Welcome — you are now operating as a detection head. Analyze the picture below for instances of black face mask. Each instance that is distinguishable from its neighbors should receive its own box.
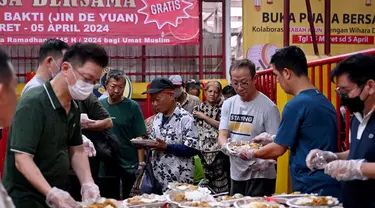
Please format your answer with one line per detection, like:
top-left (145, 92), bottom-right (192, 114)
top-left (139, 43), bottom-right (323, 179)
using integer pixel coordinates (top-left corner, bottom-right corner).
top-left (340, 94), bottom-right (365, 113)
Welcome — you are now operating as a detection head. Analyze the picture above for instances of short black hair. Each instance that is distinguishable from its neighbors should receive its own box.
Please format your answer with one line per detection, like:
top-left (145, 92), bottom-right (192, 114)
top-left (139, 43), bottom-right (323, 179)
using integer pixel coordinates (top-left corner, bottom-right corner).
top-left (270, 45), bottom-right (308, 77)
top-left (105, 69), bottom-right (126, 86)
top-left (222, 85), bottom-right (236, 95)
top-left (39, 38), bottom-right (69, 63)
top-left (230, 59), bottom-right (256, 78)
top-left (62, 43), bottom-right (109, 69)
top-left (330, 53), bottom-right (375, 85)
top-left (0, 49), bottom-right (13, 86)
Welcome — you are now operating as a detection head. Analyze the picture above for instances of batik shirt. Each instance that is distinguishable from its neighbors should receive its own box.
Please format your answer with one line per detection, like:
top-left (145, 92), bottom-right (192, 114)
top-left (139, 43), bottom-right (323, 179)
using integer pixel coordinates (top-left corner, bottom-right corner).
top-left (194, 99), bottom-right (223, 164)
top-left (151, 107), bottom-right (199, 191)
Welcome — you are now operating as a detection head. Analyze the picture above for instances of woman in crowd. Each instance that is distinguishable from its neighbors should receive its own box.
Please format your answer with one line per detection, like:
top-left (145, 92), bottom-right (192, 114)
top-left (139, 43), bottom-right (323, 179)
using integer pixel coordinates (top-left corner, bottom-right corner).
top-left (193, 81), bottom-right (230, 193)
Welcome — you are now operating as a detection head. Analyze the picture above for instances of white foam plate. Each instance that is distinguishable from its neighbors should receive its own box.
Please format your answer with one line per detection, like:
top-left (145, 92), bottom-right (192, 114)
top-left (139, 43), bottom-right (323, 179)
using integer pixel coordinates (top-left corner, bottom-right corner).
top-left (286, 197), bottom-right (339, 208)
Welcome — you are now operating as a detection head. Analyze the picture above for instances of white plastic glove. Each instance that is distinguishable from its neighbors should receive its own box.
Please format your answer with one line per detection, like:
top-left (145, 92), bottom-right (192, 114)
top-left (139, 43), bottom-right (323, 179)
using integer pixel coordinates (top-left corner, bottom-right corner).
top-left (82, 135), bottom-right (96, 157)
top-left (306, 149), bottom-right (338, 170)
top-left (239, 149), bottom-right (256, 161)
top-left (81, 183), bottom-right (101, 205)
top-left (253, 159), bottom-right (277, 172)
top-left (252, 132), bottom-right (275, 145)
top-left (80, 113), bottom-right (96, 129)
top-left (324, 159), bottom-right (368, 181)
top-left (46, 187), bottom-right (79, 208)
top-left (221, 138), bottom-right (237, 156)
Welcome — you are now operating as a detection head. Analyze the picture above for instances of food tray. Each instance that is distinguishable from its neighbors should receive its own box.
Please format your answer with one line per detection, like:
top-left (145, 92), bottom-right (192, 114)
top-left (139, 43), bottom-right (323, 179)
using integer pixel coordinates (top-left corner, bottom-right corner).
top-left (286, 197), bottom-right (339, 208)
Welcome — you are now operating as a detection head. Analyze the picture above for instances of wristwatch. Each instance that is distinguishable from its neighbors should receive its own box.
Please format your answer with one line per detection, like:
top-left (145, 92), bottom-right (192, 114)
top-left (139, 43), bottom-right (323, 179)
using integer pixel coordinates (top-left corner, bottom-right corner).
top-left (139, 161), bottom-right (146, 166)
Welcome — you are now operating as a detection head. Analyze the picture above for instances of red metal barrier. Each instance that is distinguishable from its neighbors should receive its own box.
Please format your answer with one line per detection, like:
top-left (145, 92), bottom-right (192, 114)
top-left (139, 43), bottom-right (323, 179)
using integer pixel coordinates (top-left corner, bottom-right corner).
top-left (255, 69), bottom-right (276, 103)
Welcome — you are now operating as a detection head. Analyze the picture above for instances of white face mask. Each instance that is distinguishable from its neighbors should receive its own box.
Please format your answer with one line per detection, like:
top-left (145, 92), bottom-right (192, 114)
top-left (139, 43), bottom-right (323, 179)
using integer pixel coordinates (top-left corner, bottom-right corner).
top-left (49, 58), bottom-right (59, 78)
top-left (174, 86), bottom-right (184, 98)
top-left (65, 63), bottom-right (94, 100)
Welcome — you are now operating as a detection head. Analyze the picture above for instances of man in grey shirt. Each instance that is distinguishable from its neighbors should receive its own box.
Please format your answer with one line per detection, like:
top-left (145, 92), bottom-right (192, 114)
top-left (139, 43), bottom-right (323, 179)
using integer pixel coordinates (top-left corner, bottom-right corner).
top-left (21, 38), bottom-right (69, 95)
top-left (218, 59), bottom-right (280, 196)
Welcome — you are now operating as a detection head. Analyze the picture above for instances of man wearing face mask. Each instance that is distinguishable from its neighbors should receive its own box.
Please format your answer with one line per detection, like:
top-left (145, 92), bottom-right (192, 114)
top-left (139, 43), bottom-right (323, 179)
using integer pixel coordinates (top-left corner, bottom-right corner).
top-left (2, 43), bottom-right (109, 208)
top-left (21, 38), bottom-right (69, 96)
top-left (169, 75), bottom-right (201, 114)
top-left (306, 54), bottom-right (375, 208)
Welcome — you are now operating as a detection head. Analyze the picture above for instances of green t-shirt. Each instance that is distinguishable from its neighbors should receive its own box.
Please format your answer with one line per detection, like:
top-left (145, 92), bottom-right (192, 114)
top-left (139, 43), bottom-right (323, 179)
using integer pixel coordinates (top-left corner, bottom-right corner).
top-left (100, 98), bottom-right (147, 175)
top-left (2, 81), bottom-right (82, 204)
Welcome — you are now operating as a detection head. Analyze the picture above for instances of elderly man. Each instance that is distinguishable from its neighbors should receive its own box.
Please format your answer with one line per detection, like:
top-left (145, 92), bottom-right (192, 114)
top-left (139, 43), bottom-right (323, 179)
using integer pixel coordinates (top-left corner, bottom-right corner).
top-left (0, 49), bottom-right (17, 208)
top-left (218, 59), bottom-right (280, 196)
top-left (100, 69), bottom-right (147, 199)
top-left (21, 38), bottom-right (69, 95)
top-left (2, 43), bottom-right (109, 208)
top-left (142, 77), bottom-right (199, 191)
top-left (169, 75), bottom-right (201, 114)
top-left (306, 54), bottom-right (375, 208)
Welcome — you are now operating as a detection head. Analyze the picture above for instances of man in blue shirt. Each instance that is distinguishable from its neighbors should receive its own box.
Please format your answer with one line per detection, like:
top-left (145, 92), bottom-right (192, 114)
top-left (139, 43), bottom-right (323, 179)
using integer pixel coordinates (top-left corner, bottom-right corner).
top-left (306, 54), bottom-right (375, 208)
top-left (240, 46), bottom-right (341, 198)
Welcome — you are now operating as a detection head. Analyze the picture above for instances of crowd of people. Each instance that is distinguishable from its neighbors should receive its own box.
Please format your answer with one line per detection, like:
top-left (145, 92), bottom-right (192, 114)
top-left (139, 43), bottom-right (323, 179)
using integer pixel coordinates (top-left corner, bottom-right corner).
top-left (0, 39), bottom-right (374, 208)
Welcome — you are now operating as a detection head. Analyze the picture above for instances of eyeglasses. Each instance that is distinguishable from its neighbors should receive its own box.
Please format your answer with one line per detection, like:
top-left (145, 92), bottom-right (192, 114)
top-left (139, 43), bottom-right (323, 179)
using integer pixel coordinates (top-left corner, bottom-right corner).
top-left (232, 80), bottom-right (252, 88)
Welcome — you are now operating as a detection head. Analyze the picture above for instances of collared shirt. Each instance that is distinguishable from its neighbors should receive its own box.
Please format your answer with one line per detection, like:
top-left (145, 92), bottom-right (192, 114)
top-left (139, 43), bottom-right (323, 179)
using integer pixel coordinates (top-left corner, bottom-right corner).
top-left (343, 111), bottom-right (375, 208)
top-left (179, 93), bottom-right (201, 114)
top-left (151, 107), bottom-right (199, 191)
top-left (2, 81), bottom-right (82, 204)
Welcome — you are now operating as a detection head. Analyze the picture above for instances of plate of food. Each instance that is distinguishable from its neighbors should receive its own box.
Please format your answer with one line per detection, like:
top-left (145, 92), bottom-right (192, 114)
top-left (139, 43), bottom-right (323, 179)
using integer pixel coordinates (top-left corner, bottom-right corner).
top-left (286, 196), bottom-right (339, 207)
top-left (268, 192), bottom-right (318, 204)
top-left (130, 138), bottom-right (158, 145)
top-left (216, 194), bottom-right (250, 206)
top-left (178, 201), bottom-right (224, 208)
top-left (166, 190), bottom-right (214, 204)
top-left (227, 141), bottom-right (262, 154)
top-left (123, 194), bottom-right (167, 207)
top-left (234, 198), bottom-right (285, 208)
top-left (81, 198), bottom-right (124, 208)
top-left (168, 183), bottom-right (209, 192)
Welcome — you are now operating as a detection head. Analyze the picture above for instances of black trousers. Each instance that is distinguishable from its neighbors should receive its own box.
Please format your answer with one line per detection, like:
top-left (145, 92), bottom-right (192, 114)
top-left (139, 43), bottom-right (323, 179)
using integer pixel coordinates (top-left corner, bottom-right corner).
top-left (230, 178), bottom-right (276, 197)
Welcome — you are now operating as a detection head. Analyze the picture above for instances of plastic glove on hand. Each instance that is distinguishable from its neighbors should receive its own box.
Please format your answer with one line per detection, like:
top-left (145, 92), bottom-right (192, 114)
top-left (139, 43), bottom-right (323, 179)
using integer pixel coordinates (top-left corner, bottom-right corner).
top-left (46, 187), bottom-right (79, 208)
top-left (81, 183), bottom-right (101, 205)
top-left (324, 159), bottom-right (368, 181)
top-left (82, 135), bottom-right (97, 157)
top-left (251, 132), bottom-right (275, 145)
top-left (239, 149), bottom-right (255, 161)
top-left (253, 159), bottom-right (276, 172)
top-left (306, 149), bottom-right (338, 170)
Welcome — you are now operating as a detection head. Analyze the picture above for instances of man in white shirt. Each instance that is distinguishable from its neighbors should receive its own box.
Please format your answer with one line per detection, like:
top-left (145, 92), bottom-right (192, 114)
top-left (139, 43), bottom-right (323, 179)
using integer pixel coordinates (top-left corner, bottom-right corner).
top-left (218, 59), bottom-right (280, 196)
top-left (21, 38), bottom-right (69, 95)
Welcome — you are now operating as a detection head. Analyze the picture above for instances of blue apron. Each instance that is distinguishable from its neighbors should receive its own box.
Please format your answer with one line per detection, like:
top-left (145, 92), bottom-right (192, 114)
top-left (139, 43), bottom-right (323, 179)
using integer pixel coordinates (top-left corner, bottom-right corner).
top-left (343, 114), bottom-right (375, 208)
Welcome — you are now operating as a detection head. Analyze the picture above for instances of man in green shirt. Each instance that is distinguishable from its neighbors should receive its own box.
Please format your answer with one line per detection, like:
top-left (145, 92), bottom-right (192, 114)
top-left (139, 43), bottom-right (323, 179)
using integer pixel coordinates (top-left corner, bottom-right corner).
top-left (100, 69), bottom-right (147, 199)
top-left (2, 43), bottom-right (109, 208)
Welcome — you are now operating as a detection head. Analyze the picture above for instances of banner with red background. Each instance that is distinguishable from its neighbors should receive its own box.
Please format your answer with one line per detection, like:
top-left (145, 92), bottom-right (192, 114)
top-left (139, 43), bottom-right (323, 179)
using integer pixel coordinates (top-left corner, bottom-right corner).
top-left (0, 0), bottom-right (199, 45)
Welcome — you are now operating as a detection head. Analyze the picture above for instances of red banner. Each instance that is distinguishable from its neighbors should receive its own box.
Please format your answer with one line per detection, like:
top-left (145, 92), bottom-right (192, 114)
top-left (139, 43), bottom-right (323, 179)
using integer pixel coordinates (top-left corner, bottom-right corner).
top-left (0, 0), bottom-right (200, 45)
